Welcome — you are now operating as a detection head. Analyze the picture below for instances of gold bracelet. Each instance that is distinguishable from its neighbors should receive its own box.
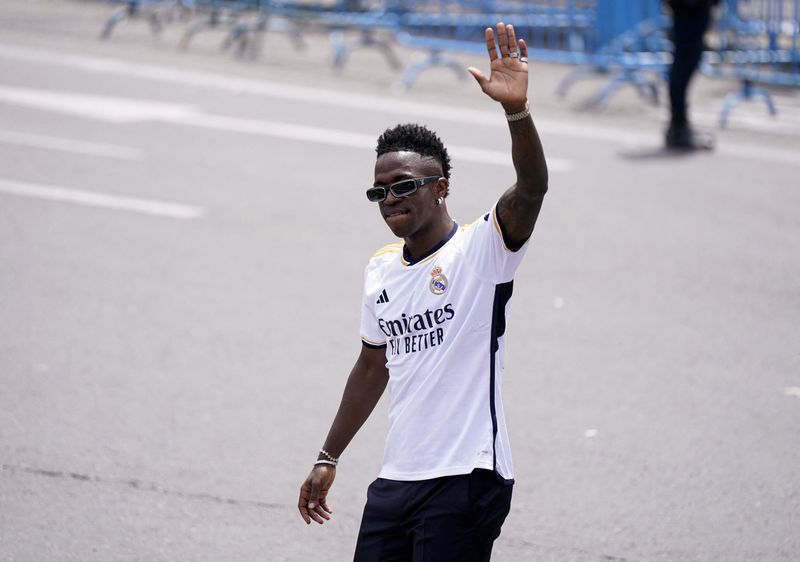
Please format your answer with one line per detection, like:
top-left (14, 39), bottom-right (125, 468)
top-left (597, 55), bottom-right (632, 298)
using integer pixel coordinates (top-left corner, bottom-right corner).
top-left (505, 102), bottom-right (530, 122)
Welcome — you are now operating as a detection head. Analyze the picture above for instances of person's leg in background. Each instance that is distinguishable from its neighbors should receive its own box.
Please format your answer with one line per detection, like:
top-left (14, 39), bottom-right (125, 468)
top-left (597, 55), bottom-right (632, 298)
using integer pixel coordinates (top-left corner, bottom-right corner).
top-left (667, 0), bottom-right (715, 149)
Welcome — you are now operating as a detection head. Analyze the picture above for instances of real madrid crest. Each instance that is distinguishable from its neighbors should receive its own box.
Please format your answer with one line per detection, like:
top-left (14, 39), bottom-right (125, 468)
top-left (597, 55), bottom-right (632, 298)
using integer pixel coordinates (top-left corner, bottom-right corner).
top-left (429, 266), bottom-right (448, 295)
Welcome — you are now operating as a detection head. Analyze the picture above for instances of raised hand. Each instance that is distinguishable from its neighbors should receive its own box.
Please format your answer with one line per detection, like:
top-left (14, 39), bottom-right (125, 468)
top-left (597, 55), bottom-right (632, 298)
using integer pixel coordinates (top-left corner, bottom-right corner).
top-left (467, 23), bottom-right (529, 112)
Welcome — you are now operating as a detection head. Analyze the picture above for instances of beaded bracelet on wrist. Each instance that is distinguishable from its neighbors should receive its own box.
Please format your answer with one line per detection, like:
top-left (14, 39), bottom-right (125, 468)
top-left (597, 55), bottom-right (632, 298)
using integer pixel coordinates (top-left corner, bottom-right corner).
top-left (319, 448), bottom-right (339, 463)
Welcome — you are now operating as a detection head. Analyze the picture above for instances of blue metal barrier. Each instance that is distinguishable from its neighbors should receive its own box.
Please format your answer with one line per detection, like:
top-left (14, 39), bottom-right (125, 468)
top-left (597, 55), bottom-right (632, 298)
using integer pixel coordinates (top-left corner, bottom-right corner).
top-left (319, 0), bottom-right (403, 70)
top-left (99, 0), bottom-right (799, 126)
top-left (100, 0), bottom-right (188, 39)
top-left (389, 0), bottom-right (669, 100)
top-left (182, 0), bottom-right (399, 61)
top-left (556, 0), bottom-right (669, 105)
top-left (178, 0), bottom-right (266, 54)
top-left (705, 0), bottom-right (800, 126)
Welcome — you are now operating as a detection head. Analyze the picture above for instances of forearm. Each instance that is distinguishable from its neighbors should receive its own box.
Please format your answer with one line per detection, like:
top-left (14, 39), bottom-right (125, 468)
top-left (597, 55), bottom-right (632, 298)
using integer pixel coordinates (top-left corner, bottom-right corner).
top-left (317, 349), bottom-right (388, 460)
top-left (503, 101), bottom-right (549, 199)
top-left (496, 102), bottom-right (548, 249)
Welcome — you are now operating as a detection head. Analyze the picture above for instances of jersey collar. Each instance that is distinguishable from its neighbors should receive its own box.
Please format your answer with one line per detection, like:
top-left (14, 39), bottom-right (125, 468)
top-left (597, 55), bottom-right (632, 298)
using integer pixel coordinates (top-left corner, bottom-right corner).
top-left (401, 221), bottom-right (458, 266)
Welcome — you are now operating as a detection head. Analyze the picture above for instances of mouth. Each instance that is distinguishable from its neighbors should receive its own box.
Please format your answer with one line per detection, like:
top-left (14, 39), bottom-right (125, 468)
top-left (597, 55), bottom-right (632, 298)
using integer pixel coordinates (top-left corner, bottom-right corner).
top-left (383, 209), bottom-right (409, 220)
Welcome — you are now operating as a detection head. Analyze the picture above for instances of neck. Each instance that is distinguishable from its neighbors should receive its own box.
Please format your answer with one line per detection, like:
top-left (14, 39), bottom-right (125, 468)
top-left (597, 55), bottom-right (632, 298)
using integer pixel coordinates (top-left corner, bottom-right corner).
top-left (404, 212), bottom-right (454, 261)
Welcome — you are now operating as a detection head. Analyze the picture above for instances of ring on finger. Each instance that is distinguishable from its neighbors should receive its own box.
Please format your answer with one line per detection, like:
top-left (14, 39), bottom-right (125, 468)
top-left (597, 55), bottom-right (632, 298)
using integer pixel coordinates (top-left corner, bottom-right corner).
top-left (520, 56), bottom-right (528, 63)
top-left (509, 51), bottom-right (519, 58)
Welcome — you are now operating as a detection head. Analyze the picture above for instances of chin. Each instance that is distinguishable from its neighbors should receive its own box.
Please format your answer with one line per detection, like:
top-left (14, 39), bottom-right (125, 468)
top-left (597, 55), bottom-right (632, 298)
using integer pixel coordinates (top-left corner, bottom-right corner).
top-left (385, 222), bottom-right (411, 239)
top-left (383, 213), bottom-right (414, 239)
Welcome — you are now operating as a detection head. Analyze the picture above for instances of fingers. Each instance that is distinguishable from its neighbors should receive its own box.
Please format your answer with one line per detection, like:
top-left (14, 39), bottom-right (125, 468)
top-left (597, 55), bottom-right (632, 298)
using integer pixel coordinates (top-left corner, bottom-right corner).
top-left (299, 489), bottom-right (331, 524)
top-left (309, 502), bottom-right (332, 524)
top-left (298, 476), bottom-right (334, 525)
top-left (519, 38), bottom-right (528, 60)
top-left (467, 67), bottom-right (489, 91)
top-left (308, 479), bottom-right (320, 511)
top-left (507, 24), bottom-right (518, 56)
top-left (483, 27), bottom-right (498, 62)
top-left (496, 22), bottom-right (509, 58)
top-left (484, 23), bottom-right (529, 66)
top-left (493, 23), bottom-right (527, 65)
top-left (312, 485), bottom-right (334, 515)
top-left (301, 503), bottom-right (330, 525)
top-left (310, 480), bottom-right (333, 524)
top-left (318, 496), bottom-right (333, 514)
top-left (298, 483), bottom-right (312, 524)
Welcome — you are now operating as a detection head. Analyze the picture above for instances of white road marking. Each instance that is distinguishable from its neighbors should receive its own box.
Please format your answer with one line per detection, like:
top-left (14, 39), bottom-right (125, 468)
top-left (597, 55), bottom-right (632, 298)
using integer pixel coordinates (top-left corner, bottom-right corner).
top-left (0, 44), bottom-right (496, 120)
top-left (695, 104), bottom-right (800, 129)
top-left (0, 85), bottom-right (198, 123)
top-left (718, 143), bottom-right (800, 167)
top-left (0, 44), bottom-right (636, 140)
top-left (0, 129), bottom-right (143, 160)
top-left (179, 113), bottom-right (572, 170)
top-left (178, 112), bottom-right (377, 148)
top-left (0, 44), bottom-right (796, 167)
top-left (0, 85), bottom-right (572, 171)
top-left (0, 178), bottom-right (205, 219)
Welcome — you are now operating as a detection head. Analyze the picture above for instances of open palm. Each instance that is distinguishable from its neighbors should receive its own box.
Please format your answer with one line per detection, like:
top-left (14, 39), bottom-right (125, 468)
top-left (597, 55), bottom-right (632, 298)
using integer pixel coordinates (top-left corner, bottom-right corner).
top-left (468, 23), bottom-right (529, 110)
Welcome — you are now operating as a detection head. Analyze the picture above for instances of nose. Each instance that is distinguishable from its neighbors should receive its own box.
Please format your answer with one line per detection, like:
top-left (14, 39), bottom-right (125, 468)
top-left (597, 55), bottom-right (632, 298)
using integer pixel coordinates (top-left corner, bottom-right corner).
top-left (383, 191), bottom-right (401, 205)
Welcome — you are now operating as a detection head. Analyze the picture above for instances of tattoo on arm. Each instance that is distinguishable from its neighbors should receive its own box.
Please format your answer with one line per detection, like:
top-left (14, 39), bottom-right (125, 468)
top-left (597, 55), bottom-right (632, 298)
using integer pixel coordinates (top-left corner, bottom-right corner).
top-left (496, 116), bottom-right (549, 251)
top-left (497, 186), bottom-right (544, 251)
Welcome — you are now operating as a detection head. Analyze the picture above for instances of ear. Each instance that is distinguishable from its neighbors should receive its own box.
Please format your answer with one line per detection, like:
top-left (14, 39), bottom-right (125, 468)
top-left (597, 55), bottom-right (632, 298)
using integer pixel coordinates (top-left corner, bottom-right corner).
top-left (435, 178), bottom-right (449, 199)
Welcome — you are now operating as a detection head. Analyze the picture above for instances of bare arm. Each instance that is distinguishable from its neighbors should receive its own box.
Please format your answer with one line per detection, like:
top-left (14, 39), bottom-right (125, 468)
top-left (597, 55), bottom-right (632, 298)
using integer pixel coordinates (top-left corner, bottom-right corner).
top-left (468, 23), bottom-right (549, 251)
top-left (298, 344), bottom-right (389, 525)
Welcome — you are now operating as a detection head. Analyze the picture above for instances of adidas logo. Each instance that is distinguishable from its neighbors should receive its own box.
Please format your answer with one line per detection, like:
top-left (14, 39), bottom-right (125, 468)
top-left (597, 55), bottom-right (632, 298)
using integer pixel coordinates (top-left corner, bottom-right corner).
top-left (376, 289), bottom-right (390, 304)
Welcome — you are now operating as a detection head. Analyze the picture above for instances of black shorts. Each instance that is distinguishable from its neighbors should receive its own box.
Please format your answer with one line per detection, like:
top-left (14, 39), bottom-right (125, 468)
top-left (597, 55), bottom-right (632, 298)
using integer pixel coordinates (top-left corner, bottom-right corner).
top-left (353, 469), bottom-right (513, 562)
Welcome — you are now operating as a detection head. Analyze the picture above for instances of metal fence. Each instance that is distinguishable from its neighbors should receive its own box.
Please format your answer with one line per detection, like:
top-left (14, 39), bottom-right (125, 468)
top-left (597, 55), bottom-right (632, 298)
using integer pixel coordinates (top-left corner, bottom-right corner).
top-left (389, 0), bottom-right (669, 98)
top-left (100, 0), bottom-right (800, 125)
top-left (704, 0), bottom-right (800, 125)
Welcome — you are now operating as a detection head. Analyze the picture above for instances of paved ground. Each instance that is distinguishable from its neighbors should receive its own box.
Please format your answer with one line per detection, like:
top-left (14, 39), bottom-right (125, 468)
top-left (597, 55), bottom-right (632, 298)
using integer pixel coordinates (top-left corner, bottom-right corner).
top-left (0, 1), bottom-right (799, 560)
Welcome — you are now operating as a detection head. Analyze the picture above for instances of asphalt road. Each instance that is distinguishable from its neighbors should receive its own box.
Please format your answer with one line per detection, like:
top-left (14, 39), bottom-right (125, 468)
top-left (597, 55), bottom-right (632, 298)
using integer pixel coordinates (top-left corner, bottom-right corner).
top-left (1, 1), bottom-right (799, 560)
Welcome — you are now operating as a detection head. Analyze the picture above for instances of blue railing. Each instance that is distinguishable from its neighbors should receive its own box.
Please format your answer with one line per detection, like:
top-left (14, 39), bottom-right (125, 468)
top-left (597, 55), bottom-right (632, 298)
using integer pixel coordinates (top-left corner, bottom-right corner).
top-left (100, 0), bottom-right (800, 124)
top-left (704, 0), bottom-right (800, 126)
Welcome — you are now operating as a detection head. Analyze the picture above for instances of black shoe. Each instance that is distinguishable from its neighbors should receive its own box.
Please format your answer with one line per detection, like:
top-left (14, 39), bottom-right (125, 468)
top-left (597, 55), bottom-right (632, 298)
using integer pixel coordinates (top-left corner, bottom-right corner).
top-left (665, 123), bottom-right (715, 151)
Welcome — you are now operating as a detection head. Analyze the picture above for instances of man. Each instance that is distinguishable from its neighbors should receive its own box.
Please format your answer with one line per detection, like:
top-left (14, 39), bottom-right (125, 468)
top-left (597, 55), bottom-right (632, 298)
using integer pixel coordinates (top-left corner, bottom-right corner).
top-left (665, 0), bottom-right (719, 150)
top-left (298, 22), bottom-right (548, 560)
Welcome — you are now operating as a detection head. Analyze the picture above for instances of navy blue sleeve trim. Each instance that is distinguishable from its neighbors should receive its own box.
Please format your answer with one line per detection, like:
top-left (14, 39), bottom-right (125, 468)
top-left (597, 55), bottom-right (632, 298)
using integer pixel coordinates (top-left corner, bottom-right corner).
top-left (361, 340), bottom-right (387, 349)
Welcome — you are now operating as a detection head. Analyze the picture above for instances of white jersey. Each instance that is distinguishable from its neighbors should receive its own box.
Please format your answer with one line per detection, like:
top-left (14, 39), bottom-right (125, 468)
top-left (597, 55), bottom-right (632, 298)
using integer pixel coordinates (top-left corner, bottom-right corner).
top-left (360, 202), bottom-right (528, 483)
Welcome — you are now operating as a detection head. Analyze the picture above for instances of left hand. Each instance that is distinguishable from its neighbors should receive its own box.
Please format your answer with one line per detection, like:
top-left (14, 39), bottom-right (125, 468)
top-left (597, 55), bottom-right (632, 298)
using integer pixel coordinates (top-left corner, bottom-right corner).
top-left (298, 465), bottom-right (335, 525)
top-left (467, 23), bottom-right (529, 113)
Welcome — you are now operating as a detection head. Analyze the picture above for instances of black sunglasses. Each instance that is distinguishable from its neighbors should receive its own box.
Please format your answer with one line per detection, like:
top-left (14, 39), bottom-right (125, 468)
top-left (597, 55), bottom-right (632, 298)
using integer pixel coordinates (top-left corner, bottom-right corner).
top-left (366, 176), bottom-right (442, 203)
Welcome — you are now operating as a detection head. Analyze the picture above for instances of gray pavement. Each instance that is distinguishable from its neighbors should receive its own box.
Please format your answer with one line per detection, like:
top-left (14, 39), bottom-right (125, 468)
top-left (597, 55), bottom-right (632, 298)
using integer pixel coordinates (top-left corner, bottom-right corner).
top-left (0, 1), bottom-right (799, 560)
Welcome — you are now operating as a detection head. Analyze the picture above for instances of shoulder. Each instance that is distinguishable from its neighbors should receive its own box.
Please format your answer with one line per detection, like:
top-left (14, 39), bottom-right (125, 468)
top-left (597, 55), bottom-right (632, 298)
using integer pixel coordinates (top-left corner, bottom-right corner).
top-left (363, 242), bottom-right (401, 291)
top-left (365, 242), bottom-right (403, 271)
top-left (455, 209), bottom-right (494, 240)
top-left (369, 242), bottom-right (403, 261)
top-left (458, 216), bottom-right (482, 232)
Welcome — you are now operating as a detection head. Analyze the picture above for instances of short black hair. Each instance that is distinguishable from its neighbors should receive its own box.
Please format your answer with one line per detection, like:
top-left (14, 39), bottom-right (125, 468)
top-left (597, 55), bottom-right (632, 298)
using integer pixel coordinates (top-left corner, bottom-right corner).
top-left (376, 123), bottom-right (452, 181)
